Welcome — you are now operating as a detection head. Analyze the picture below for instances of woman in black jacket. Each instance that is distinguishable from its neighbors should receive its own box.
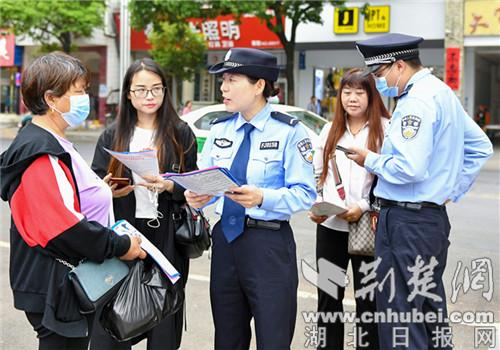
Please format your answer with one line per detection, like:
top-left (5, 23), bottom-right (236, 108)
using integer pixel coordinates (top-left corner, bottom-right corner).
top-left (90, 58), bottom-right (197, 350)
top-left (0, 52), bottom-right (145, 350)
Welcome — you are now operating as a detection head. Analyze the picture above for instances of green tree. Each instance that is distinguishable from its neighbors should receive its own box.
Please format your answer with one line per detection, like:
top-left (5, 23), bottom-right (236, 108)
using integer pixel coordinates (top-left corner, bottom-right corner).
top-left (0, 0), bottom-right (105, 53)
top-left (148, 22), bottom-right (207, 105)
top-left (130, 0), bottom-right (358, 105)
top-left (240, 1), bottom-right (347, 105)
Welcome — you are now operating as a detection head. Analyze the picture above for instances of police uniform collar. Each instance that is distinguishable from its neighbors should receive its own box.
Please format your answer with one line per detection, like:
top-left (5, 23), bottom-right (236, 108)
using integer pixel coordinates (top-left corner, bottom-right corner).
top-left (234, 103), bottom-right (272, 132)
top-left (400, 68), bottom-right (430, 98)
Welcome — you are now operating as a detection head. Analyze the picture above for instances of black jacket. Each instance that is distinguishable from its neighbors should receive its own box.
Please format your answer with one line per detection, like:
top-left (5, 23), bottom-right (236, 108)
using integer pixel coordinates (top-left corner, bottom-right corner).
top-left (91, 121), bottom-right (197, 348)
top-left (91, 121), bottom-right (198, 226)
top-left (0, 123), bottom-right (131, 337)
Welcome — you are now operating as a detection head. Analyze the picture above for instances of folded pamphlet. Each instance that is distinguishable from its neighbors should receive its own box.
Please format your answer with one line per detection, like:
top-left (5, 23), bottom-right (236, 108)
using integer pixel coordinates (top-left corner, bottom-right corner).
top-left (163, 166), bottom-right (240, 196)
top-left (111, 220), bottom-right (180, 284)
top-left (104, 148), bottom-right (159, 178)
top-left (311, 201), bottom-right (347, 217)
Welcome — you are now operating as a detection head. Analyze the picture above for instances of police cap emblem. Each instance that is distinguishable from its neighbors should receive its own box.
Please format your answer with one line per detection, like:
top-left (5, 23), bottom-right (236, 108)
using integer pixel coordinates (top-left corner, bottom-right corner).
top-left (401, 115), bottom-right (421, 140)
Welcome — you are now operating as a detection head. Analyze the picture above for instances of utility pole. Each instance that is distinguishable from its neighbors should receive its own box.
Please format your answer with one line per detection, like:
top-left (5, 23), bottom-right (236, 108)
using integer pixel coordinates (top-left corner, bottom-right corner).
top-left (119, 0), bottom-right (131, 96)
top-left (444, 0), bottom-right (465, 102)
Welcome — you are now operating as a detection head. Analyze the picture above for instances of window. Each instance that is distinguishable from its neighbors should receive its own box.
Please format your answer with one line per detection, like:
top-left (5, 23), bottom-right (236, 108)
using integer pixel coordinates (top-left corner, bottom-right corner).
top-left (194, 111), bottom-right (232, 130)
top-left (287, 111), bottom-right (327, 135)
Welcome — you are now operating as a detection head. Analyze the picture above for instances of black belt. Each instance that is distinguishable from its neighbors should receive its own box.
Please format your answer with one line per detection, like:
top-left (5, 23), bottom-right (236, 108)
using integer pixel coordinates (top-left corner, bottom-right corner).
top-left (377, 198), bottom-right (444, 211)
top-left (245, 217), bottom-right (285, 231)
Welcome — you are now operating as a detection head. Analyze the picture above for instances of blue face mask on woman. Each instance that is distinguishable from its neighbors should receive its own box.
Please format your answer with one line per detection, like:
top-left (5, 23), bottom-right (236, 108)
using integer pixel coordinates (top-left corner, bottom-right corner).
top-left (51, 94), bottom-right (90, 127)
top-left (375, 64), bottom-right (401, 98)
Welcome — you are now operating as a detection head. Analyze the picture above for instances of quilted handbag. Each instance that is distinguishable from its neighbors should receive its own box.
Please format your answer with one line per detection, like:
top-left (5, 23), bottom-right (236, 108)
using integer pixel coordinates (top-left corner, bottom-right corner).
top-left (347, 175), bottom-right (379, 256)
top-left (58, 257), bottom-right (130, 314)
top-left (348, 211), bottom-right (375, 256)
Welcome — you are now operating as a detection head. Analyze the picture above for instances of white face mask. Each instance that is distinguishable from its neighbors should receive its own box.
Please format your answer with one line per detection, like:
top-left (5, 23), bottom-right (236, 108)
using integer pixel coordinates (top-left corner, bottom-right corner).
top-left (51, 94), bottom-right (90, 127)
top-left (374, 64), bottom-right (402, 98)
top-left (146, 187), bottom-right (164, 228)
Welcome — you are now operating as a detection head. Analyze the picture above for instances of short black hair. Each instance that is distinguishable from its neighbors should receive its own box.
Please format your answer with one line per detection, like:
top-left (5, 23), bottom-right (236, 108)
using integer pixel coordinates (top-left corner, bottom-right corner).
top-left (405, 57), bottom-right (423, 69)
top-left (21, 52), bottom-right (88, 115)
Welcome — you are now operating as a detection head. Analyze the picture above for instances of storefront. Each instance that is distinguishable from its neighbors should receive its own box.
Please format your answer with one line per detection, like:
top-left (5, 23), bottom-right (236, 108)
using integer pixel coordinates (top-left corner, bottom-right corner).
top-left (293, 1), bottom-right (446, 118)
top-left (0, 30), bottom-right (23, 115)
top-left (462, 0), bottom-right (500, 125)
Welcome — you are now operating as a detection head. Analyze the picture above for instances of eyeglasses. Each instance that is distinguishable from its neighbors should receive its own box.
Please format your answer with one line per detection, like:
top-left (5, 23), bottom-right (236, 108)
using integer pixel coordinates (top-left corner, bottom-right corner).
top-left (130, 86), bottom-right (166, 98)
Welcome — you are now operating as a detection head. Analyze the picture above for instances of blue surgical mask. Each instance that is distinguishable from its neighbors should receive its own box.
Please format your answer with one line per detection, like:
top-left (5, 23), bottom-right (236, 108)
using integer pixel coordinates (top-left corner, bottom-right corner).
top-left (375, 64), bottom-right (401, 98)
top-left (52, 94), bottom-right (90, 127)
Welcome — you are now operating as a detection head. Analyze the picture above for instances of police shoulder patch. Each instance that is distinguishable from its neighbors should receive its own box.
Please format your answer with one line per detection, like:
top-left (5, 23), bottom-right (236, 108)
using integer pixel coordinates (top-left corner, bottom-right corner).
top-left (297, 138), bottom-right (313, 164)
top-left (401, 115), bottom-right (421, 140)
top-left (210, 112), bottom-right (238, 125)
top-left (271, 111), bottom-right (299, 126)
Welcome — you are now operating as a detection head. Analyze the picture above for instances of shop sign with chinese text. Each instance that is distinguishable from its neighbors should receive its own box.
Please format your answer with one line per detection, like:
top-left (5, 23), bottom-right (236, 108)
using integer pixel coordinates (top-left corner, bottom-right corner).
top-left (189, 14), bottom-right (283, 50)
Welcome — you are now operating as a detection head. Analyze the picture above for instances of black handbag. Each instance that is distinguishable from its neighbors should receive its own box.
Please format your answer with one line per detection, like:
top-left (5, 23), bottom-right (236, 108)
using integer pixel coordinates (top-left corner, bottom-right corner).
top-left (100, 260), bottom-right (184, 341)
top-left (173, 204), bottom-right (211, 259)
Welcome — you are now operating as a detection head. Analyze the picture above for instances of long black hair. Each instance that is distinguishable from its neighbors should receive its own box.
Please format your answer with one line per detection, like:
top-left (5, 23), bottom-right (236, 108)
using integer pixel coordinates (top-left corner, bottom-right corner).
top-left (108, 58), bottom-right (186, 176)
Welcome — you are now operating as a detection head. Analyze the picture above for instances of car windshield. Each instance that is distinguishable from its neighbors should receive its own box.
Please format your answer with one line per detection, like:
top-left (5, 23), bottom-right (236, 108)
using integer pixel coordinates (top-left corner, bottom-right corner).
top-left (286, 111), bottom-right (327, 135)
top-left (194, 111), bottom-right (232, 130)
top-left (193, 108), bottom-right (327, 136)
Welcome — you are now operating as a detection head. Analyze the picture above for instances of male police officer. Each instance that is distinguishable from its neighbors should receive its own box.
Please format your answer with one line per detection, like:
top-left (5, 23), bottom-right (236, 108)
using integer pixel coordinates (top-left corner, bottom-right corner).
top-left (347, 33), bottom-right (493, 349)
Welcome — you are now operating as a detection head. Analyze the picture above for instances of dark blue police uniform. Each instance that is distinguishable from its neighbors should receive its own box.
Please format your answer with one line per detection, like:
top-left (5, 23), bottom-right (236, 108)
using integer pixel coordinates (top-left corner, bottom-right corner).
top-left (356, 33), bottom-right (493, 349)
top-left (201, 48), bottom-right (316, 349)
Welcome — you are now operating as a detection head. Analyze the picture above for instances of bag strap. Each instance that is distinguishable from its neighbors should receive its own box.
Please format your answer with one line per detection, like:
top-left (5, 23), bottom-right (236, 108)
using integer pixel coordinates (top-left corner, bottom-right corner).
top-left (330, 153), bottom-right (346, 201)
top-left (369, 175), bottom-right (378, 205)
top-left (56, 258), bottom-right (75, 270)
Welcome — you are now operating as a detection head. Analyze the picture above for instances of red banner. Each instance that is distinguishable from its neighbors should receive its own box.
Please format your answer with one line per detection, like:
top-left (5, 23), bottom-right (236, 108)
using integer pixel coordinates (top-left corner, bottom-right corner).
top-left (188, 14), bottom-right (283, 50)
top-left (445, 47), bottom-right (460, 91)
top-left (0, 30), bottom-right (15, 67)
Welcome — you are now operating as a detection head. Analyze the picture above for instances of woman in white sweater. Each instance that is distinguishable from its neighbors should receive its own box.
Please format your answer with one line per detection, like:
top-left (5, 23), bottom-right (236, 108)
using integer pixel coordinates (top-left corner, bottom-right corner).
top-left (309, 68), bottom-right (390, 349)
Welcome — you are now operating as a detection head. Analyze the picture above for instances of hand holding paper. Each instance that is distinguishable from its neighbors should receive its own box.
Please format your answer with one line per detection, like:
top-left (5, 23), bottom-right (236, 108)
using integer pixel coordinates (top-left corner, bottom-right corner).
top-left (163, 166), bottom-right (239, 196)
top-left (112, 220), bottom-right (180, 284)
top-left (310, 201), bottom-right (347, 217)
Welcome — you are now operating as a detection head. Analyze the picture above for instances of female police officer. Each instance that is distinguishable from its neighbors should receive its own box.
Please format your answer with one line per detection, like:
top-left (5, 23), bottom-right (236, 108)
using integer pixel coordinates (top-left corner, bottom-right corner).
top-left (185, 48), bottom-right (316, 349)
top-left (348, 33), bottom-right (493, 349)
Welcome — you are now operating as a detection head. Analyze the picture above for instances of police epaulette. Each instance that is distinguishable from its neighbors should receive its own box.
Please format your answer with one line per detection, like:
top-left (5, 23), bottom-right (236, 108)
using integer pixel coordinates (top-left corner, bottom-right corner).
top-left (270, 111), bottom-right (299, 126)
top-left (399, 83), bottom-right (414, 99)
top-left (210, 112), bottom-right (238, 125)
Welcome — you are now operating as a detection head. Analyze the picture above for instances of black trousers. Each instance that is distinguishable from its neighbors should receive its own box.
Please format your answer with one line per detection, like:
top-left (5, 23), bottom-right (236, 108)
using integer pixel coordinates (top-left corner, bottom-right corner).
top-left (375, 206), bottom-right (451, 350)
top-left (210, 220), bottom-right (298, 350)
top-left (316, 225), bottom-right (379, 350)
top-left (90, 218), bottom-right (184, 350)
top-left (26, 312), bottom-right (94, 350)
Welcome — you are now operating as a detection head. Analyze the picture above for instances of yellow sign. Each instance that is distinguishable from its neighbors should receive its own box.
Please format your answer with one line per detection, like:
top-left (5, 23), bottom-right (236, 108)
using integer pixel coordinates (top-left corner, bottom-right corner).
top-left (464, 0), bottom-right (500, 36)
top-left (334, 7), bottom-right (359, 34)
top-left (364, 6), bottom-right (390, 33)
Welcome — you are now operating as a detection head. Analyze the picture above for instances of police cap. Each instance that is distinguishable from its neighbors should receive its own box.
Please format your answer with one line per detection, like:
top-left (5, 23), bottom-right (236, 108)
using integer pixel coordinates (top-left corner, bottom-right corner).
top-left (208, 48), bottom-right (280, 82)
top-left (356, 33), bottom-right (424, 73)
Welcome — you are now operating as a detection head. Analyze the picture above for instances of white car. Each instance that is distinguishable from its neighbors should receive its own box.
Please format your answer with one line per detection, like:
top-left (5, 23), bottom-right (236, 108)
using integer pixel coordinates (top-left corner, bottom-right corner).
top-left (181, 104), bottom-right (328, 152)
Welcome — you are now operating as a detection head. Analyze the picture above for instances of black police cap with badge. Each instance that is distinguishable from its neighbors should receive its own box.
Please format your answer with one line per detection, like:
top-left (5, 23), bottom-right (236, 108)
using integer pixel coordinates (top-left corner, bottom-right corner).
top-left (356, 33), bottom-right (424, 74)
top-left (208, 48), bottom-right (280, 82)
